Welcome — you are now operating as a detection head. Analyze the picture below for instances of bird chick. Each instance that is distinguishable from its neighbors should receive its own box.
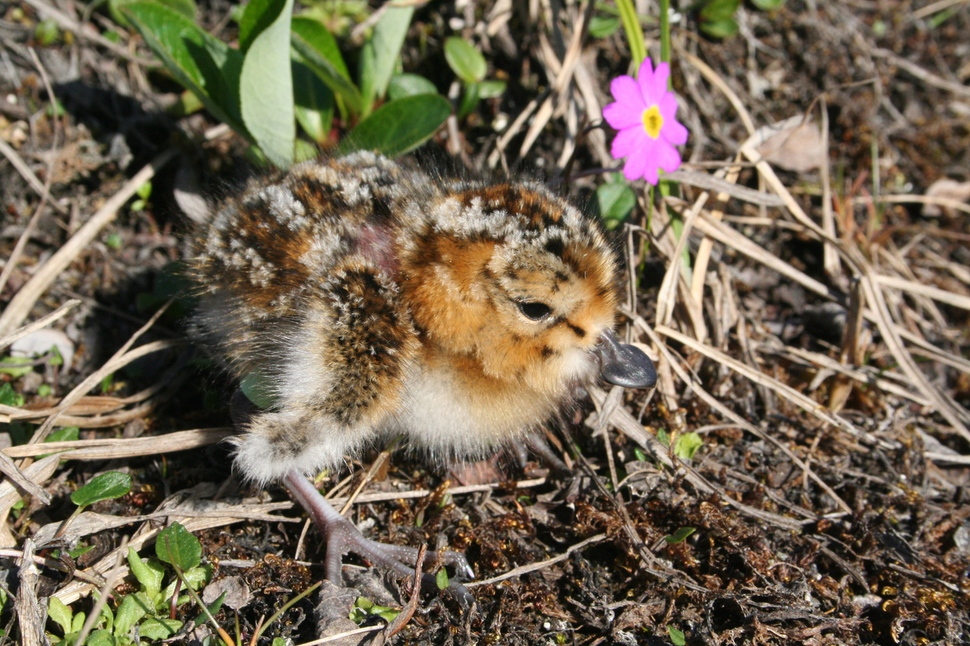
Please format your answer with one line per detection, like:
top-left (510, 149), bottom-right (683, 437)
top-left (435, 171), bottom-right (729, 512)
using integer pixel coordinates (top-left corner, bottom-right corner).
top-left (190, 152), bottom-right (656, 585)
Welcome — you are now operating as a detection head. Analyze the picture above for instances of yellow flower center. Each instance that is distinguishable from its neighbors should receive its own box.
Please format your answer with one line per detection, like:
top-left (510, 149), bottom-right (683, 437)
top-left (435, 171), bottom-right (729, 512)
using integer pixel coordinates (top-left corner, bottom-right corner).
top-left (642, 105), bottom-right (663, 139)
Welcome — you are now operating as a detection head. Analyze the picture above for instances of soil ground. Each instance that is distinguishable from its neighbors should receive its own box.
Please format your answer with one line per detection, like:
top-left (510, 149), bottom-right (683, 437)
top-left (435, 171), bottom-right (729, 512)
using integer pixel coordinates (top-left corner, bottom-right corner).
top-left (1, 1), bottom-right (969, 645)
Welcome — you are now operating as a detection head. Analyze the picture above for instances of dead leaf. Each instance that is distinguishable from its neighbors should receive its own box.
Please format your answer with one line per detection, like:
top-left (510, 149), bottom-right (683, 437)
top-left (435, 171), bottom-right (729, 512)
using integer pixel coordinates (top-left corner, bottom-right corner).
top-left (756, 120), bottom-right (824, 173)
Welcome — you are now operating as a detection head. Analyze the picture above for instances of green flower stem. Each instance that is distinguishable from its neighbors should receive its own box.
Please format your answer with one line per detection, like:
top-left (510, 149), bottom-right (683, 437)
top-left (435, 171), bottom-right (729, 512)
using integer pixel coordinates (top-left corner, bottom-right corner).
top-left (616, 0), bottom-right (646, 65)
top-left (172, 563), bottom-right (235, 646)
top-left (659, 0), bottom-right (671, 65)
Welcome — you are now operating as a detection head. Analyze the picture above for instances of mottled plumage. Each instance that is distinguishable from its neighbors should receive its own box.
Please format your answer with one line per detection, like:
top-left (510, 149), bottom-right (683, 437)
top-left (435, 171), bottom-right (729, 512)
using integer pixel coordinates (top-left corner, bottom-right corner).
top-left (192, 152), bottom-right (645, 477)
top-left (190, 152), bottom-right (655, 585)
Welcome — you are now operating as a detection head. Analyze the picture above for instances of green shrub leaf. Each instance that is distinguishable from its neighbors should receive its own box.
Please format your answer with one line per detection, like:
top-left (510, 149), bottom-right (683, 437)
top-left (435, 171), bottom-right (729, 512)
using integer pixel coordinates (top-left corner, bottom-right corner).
top-left (110, 0), bottom-right (195, 28)
top-left (358, 5), bottom-right (414, 112)
top-left (700, 17), bottom-right (739, 38)
top-left (238, 0), bottom-right (286, 53)
top-left (444, 36), bottom-right (487, 84)
top-left (291, 17), bottom-right (362, 117)
top-left (122, 2), bottom-right (246, 135)
top-left (477, 79), bottom-right (506, 99)
top-left (387, 73), bottom-right (437, 100)
top-left (71, 472), bottom-right (132, 508)
top-left (596, 182), bottom-right (637, 229)
top-left (155, 522), bottom-right (202, 571)
top-left (293, 61), bottom-right (334, 144)
top-left (239, 0), bottom-right (295, 168)
top-left (338, 94), bottom-right (450, 158)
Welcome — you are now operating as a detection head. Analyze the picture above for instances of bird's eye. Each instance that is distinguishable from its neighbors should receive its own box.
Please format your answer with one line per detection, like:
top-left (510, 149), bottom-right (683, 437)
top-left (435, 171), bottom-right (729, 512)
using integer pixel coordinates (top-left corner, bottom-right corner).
top-left (516, 301), bottom-right (552, 321)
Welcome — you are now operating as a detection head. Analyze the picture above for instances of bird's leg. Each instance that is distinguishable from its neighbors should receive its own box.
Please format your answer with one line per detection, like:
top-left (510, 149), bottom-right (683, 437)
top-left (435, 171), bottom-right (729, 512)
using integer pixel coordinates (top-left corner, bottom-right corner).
top-left (283, 470), bottom-right (474, 588)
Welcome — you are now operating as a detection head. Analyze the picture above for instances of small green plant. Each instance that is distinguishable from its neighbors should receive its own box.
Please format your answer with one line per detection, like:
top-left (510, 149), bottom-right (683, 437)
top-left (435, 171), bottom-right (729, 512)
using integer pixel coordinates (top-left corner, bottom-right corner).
top-left (656, 429), bottom-right (704, 461)
top-left (596, 173), bottom-right (638, 230)
top-left (47, 522), bottom-right (220, 645)
top-left (349, 596), bottom-right (400, 624)
top-left (121, 0), bottom-right (451, 167)
top-left (0, 357), bottom-right (33, 378)
top-left (668, 625), bottom-right (686, 645)
top-left (129, 180), bottom-right (152, 212)
top-left (664, 526), bottom-right (696, 544)
top-left (696, 0), bottom-right (787, 39)
top-left (443, 36), bottom-right (506, 119)
top-left (54, 471), bottom-right (132, 539)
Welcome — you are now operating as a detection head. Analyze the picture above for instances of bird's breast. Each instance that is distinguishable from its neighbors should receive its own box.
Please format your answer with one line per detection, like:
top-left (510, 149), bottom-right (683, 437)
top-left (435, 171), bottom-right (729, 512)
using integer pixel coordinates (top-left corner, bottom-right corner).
top-left (389, 357), bottom-right (559, 459)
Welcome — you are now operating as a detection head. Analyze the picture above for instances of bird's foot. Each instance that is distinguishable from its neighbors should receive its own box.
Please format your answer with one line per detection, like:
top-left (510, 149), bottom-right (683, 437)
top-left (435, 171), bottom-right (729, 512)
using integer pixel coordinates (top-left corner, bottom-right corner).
top-left (283, 470), bottom-right (473, 600)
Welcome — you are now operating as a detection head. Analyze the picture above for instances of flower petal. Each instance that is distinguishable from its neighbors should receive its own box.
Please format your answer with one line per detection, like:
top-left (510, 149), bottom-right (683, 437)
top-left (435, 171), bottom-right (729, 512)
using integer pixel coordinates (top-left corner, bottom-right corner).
top-left (622, 149), bottom-right (649, 183)
top-left (623, 134), bottom-right (661, 184)
top-left (658, 94), bottom-right (679, 120)
top-left (610, 126), bottom-right (643, 159)
top-left (609, 75), bottom-right (644, 109)
top-left (655, 140), bottom-right (683, 174)
top-left (662, 118), bottom-right (689, 146)
top-left (603, 101), bottom-right (643, 130)
top-left (640, 61), bottom-right (670, 105)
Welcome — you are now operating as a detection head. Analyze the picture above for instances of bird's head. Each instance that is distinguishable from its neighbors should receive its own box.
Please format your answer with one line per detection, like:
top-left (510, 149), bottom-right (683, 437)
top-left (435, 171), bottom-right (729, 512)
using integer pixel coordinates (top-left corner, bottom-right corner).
top-left (400, 182), bottom-right (656, 398)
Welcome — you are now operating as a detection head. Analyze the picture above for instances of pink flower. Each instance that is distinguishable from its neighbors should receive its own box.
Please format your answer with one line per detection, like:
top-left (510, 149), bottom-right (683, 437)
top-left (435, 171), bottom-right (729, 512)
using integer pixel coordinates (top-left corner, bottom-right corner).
top-left (603, 58), bottom-right (688, 185)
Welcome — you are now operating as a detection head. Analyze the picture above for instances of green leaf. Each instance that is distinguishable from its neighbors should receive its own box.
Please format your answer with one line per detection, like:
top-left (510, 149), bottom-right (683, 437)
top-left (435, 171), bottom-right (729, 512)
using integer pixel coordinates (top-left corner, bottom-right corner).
top-left (435, 568), bottom-right (449, 590)
top-left (291, 16), bottom-right (362, 117)
top-left (338, 94), bottom-right (450, 158)
top-left (700, 0), bottom-right (740, 21)
top-left (457, 82), bottom-right (480, 119)
top-left (139, 617), bottom-right (182, 640)
top-left (240, 0), bottom-right (295, 168)
top-left (668, 625), bottom-right (686, 646)
top-left (155, 522), bottom-right (202, 571)
top-left (240, 369), bottom-right (278, 410)
top-left (181, 563), bottom-right (212, 590)
top-left (110, 0), bottom-right (195, 28)
top-left (477, 79), bottom-right (506, 99)
top-left (113, 594), bottom-right (147, 638)
top-left (387, 73), bottom-right (437, 100)
top-left (444, 36), bottom-right (487, 84)
top-left (664, 526), bottom-right (696, 544)
top-left (588, 15), bottom-right (620, 38)
top-left (85, 629), bottom-right (116, 646)
top-left (46, 426), bottom-right (80, 443)
top-left (48, 597), bottom-right (73, 636)
top-left (127, 547), bottom-right (164, 598)
top-left (194, 591), bottom-right (225, 626)
top-left (293, 61), bottom-right (334, 144)
top-left (358, 5), bottom-right (414, 113)
top-left (700, 17), bottom-right (739, 38)
top-left (48, 344), bottom-right (63, 366)
top-left (68, 543), bottom-right (94, 559)
top-left (673, 432), bottom-right (703, 461)
top-left (349, 596), bottom-right (400, 624)
top-left (34, 18), bottom-right (59, 46)
top-left (751, 0), bottom-right (785, 9)
top-left (238, 0), bottom-right (286, 53)
top-left (0, 356), bottom-right (33, 377)
top-left (122, 2), bottom-right (247, 135)
top-left (596, 182), bottom-right (637, 229)
top-left (70, 472), bottom-right (132, 509)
